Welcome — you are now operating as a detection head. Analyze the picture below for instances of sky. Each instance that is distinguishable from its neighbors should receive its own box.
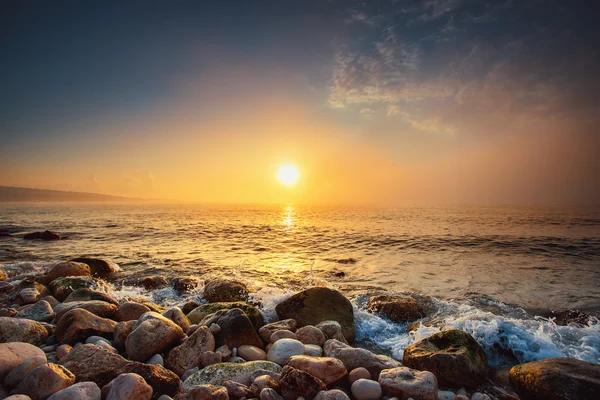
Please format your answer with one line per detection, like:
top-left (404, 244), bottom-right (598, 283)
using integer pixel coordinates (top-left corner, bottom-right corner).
top-left (1, 0), bottom-right (599, 205)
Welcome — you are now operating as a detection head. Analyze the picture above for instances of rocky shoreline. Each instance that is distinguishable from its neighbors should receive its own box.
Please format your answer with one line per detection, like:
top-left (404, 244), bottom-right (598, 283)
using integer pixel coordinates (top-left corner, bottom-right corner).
top-left (0, 259), bottom-right (599, 400)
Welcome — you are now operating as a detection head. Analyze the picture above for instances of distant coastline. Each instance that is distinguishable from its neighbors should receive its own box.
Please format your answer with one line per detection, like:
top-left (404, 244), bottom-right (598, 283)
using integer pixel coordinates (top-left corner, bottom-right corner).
top-left (0, 186), bottom-right (150, 202)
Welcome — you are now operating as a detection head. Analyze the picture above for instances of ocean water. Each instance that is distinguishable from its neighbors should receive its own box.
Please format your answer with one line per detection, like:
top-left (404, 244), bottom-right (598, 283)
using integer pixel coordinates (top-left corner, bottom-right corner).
top-left (1, 203), bottom-right (599, 366)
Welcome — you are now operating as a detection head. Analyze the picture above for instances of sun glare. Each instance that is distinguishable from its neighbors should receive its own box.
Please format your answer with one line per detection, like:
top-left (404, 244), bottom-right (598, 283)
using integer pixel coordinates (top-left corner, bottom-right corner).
top-left (277, 164), bottom-right (300, 186)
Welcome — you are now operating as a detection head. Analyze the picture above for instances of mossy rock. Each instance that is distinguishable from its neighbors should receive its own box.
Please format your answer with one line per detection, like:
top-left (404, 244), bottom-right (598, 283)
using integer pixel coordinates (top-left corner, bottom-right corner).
top-left (187, 302), bottom-right (264, 329)
top-left (64, 288), bottom-right (118, 306)
top-left (49, 276), bottom-right (109, 301)
top-left (182, 361), bottom-right (281, 388)
top-left (403, 329), bottom-right (488, 388)
top-left (275, 287), bottom-right (355, 343)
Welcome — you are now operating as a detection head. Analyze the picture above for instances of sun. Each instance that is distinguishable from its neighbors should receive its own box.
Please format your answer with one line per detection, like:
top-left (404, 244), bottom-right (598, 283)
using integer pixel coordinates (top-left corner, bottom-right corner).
top-left (277, 164), bottom-right (300, 186)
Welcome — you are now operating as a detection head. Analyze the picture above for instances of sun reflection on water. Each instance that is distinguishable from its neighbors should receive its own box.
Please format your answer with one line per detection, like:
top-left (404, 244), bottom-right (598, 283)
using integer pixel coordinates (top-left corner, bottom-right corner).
top-left (282, 205), bottom-right (295, 230)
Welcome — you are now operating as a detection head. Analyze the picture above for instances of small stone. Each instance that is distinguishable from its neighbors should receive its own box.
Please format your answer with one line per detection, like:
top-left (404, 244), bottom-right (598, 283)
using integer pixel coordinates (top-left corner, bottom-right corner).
top-left (323, 340), bottom-right (400, 379)
top-left (10, 363), bottom-right (75, 400)
top-left (163, 307), bottom-right (191, 332)
top-left (251, 374), bottom-right (280, 396)
top-left (41, 345), bottom-right (56, 353)
top-left (238, 345), bottom-right (267, 361)
top-left (182, 301), bottom-right (200, 315)
top-left (378, 367), bottom-right (438, 400)
top-left (303, 344), bottom-right (323, 357)
top-left (270, 330), bottom-right (296, 343)
top-left (349, 367), bottom-right (371, 384)
top-left (267, 339), bottom-right (305, 366)
top-left (209, 324), bottom-right (221, 335)
top-left (314, 389), bottom-right (351, 400)
top-left (438, 390), bottom-right (457, 400)
top-left (69, 257), bottom-right (120, 280)
top-left (260, 387), bottom-right (283, 400)
top-left (147, 354), bottom-right (164, 366)
top-left (19, 288), bottom-right (41, 305)
top-left (351, 379), bottom-right (382, 400)
top-left (216, 345), bottom-right (232, 361)
top-left (224, 380), bottom-right (253, 397)
top-left (295, 326), bottom-right (326, 347)
top-left (181, 361), bottom-right (282, 388)
top-left (471, 393), bottom-right (491, 400)
top-left (181, 367), bottom-right (199, 382)
top-left (199, 351), bottom-right (222, 367)
top-left (175, 384), bottom-right (228, 400)
top-left (85, 336), bottom-right (111, 345)
top-left (104, 373), bottom-right (153, 400)
top-left (455, 395), bottom-right (469, 400)
top-left (16, 300), bottom-right (55, 322)
top-left (287, 355), bottom-right (347, 385)
top-left (55, 345), bottom-right (72, 360)
top-left (116, 302), bottom-right (151, 322)
top-left (258, 319), bottom-right (297, 343)
top-left (3, 355), bottom-right (47, 389)
top-left (315, 321), bottom-right (347, 344)
top-left (47, 381), bottom-right (101, 400)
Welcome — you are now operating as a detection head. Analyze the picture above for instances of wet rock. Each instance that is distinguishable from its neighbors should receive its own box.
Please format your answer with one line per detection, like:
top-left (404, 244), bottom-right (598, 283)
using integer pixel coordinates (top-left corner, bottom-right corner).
top-left (315, 389), bottom-right (351, 400)
top-left (275, 287), bottom-right (355, 343)
top-left (260, 387), bottom-right (282, 400)
top-left (0, 318), bottom-right (48, 345)
top-left (237, 345), bottom-right (267, 361)
top-left (315, 321), bottom-right (347, 344)
top-left (16, 300), bottom-right (55, 322)
top-left (55, 308), bottom-right (117, 345)
top-left (64, 288), bottom-right (118, 305)
top-left (163, 307), bottom-right (191, 332)
top-left (42, 262), bottom-right (91, 285)
top-left (199, 308), bottom-right (263, 349)
top-left (125, 297), bottom-right (166, 313)
top-left (10, 363), bottom-right (75, 400)
top-left (171, 277), bottom-right (201, 294)
top-left (278, 365), bottom-right (326, 400)
top-left (69, 257), bottom-right (120, 280)
top-left (287, 355), bottom-right (347, 385)
top-left (182, 301), bottom-right (201, 315)
top-left (270, 330), bottom-right (296, 343)
top-left (104, 373), bottom-right (153, 400)
top-left (189, 302), bottom-right (264, 330)
top-left (295, 326), bottom-right (326, 347)
top-left (0, 306), bottom-right (18, 317)
top-left (126, 312), bottom-right (185, 362)
top-left (54, 300), bottom-right (118, 323)
top-left (55, 345), bottom-right (72, 360)
top-left (258, 319), bottom-right (297, 343)
top-left (124, 275), bottom-right (169, 290)
top-left (3, 355), bottom-right (47, 389)
top-left (351, 379), bottom-right (382, 400)
top-left (323, 339), bottom-right (401, 379)
top-left (403, 329), bottom-right (488, 388)
top-left (224, 380), bottom-right (253, 397)
top-left (267, 339), bottom-right (305, 366)
top-left (509, 357), bottom-right (600, 400)
top-left (116, 301), bottom-right (152, 321)
top-left (378, 367), bottom-right (438, 400)
top-left (166, 326), bottom-right (215, 376)
top-left (113, 320), bottom-right (136, 350)
top-left (0, 281), bottom-right (15, 294)
top-left (250, 375), bottom-right (279, 396)
top-left (303, 345), bottom-right (323, 357)
top-left (348, 367), bottom-right (371, 384)
top-left (368, 294), bottom-right (425, 323)
top-left (204, 279), bottom-right (249, 303)
top-left (18, 288), bottom-right (42, 305)
top-left (182, 361), bottom-right (282, 388)
top-left (47, 381), bottom-right (101, 400)
top-left (59, 344), bottom-right (180, 398)
top-left (43, 295), bottom-right (60, 308)
top-left (49, 277), bottom-right (109, 302)
top-left (24, 230), bottom-right (61, 240)
top-left (174, 384), bottom-right (228, 400)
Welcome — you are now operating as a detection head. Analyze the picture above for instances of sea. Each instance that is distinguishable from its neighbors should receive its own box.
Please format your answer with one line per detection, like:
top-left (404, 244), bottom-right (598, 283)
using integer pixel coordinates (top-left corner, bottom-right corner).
top-left (1, 203), bottom-right (599, 367)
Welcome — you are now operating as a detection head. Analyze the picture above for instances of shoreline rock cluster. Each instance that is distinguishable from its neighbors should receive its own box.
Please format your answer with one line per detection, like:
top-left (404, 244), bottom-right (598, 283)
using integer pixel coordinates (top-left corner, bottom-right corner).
top-left (1, 259), bottom-right (599, 400)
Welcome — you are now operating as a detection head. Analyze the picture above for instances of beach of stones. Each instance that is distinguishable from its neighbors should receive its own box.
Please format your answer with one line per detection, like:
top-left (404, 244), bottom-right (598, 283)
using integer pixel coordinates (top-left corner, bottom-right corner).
top-left (0, 259), bottom-right (598, 400)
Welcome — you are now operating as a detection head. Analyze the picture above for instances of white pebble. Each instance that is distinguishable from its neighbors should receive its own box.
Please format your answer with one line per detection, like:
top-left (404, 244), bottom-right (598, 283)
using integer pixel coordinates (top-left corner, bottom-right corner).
top-left (351, 379), bottom-right (382, 400)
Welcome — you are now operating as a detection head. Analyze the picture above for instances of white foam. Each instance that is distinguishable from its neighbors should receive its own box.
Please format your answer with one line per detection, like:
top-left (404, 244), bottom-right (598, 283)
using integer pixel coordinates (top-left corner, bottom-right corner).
top-left (249, 286), bottom-right (295, 323)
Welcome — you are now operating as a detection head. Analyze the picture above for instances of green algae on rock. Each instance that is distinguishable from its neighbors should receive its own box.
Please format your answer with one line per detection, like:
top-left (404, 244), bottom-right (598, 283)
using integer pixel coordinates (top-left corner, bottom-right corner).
top-left (182, 361), bottom-right (282, 388)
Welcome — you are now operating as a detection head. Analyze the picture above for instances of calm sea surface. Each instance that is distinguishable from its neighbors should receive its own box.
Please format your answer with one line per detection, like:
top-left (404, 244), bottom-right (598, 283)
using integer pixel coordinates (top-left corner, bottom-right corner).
top-left (1, 203), bottom-right (600, 365)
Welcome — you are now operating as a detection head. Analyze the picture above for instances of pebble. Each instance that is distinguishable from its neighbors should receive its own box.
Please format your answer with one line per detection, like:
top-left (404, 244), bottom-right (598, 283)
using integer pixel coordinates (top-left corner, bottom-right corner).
top-left (3, 355), bottom-right (47, 389)
top-left (238, 345), bottom-right (267, 361)
top-left (216, 345), bottom-right (232, 360)
top-left (181, 367), bottom-right (199, 382)
top-left (295, 326), bottom-right (326, 346)
top-left (46, 381), bottom-right (101, 400)
top-left (303, 344), bottom-right (323, 357)
top-left (55, 344), bottom-right (72, 360)
top-left (209, 323), bottom-right (221, 334)
top-left (351, 379), bottom-right (382, 400)
top-left (105, 373), bottom-right (153, 400)
top-left (315, 389), bottom-right (351, 400)
top-left (41, 345), bottom-right (56, 353)
top-left (348, 367), bottom-right (371, 384)
top-left (85, 336), bottom-right (111, 345)
top-left (471, 393), bottom-right (491, 400)
top-left (438, 390), bottom-right (457, 400)
top-left (260, 387), bottom-right (283, 400)
top-left (267, 339), bottom-right (305, 366)
top-left (270, 330), bottom-right (297, 343)
top-left (146, 354), bottom-right (164, 366)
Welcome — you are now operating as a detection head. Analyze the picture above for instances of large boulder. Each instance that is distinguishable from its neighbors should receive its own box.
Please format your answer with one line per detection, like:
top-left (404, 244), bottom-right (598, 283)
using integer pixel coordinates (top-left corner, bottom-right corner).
top-left (275, 287), bottom-right (355, 343)
top-left (171, 277), bottom-right (201, 294)
top-left (47, 381), bottom-right (101, 400)
top-left (126, 312), bottom-right (185, 362)
top-left (54, 300), bottom-right (118, 323)
top-left (182, 361), bottom-right (282, 388)
top-left (64, 288), bottom-right (118, 305)
top-left (69, 257), bottom-right (120, 279)
top-left (55, 308), bottom-right (117, 345)
top-left (203, 279), bottom-right (249, 302)
top-left (42, 261), bottom-right (91, 285)
top-left (378, 367), bottom-right (438, 400)
top-left (10, 363), bottom-right (75, 400)
top-left (49, 277), bottom-right (109, 302)
top-left (59, 344), bottom-right (180, 399)
top-left (15, 300), bottom-right (55, 322)
top-left (0, 342), bottom-right (46, 380)
top-left (188, 302), bottom-right (264, 330)
top-left (287, 355), bottom-right (347, 385)
top-left (509, 357), bottom-right (600, 400)
top-left (402, 329), bottom-right (488, 388)
top-left (368, 294), bottom-right (425, 323)
top-left (24, 230), bottom-right (61, 240)
top-left (278, 365), bottom-right (327, 400)
top-left (324, 339), bottom-right (401, 379)
top-left (199, 308), bottom-right (263, 349)
top-left (0, 317), bottom-right (48, 345)
top-left (165, 326), bottom-right (215, 377)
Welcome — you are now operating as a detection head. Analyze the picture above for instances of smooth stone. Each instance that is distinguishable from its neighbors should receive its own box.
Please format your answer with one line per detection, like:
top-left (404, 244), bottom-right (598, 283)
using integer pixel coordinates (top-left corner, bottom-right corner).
top-left (368, 294), bottom-right (425, 323)
top-left (69, 257), bottom-right (120, 279)
top-left (258, 319), bottom-right (297, 343)
top-left (295, 326), bottom-right (326, 346)
top-left (157, 396), bottom-right (173, 400)
top-left (471, 393), bottom-right (491, 400)
top-left (260, 387), bottom-right (283, 400)
top-left (126, 312), bottom-right (185, 362)
top-left (147, 354), bottom-right (164, 366)
top-left (3, 355), bottom-right (47, 389)
top-left (278, 365), bottom-right (327, 400)
top-left (181, 367), bottom-right (199, 383)
top-left (378, 367), bottom-right (439, 400)
top-left (349, 367), bottom-right (371, 384)
top-left (113, 320), bottom-right (136, 350)
top-left (270, 330), bottom-right (297, 343)
top-left (63, 288), bottom-right (118, 305)
top-left (209, 323), bottom-right (221, 335)
top-left (85, 336), bottom-right (111, 345)
top-left (351, 379), bottom-right (382, 400)
top-left (0, 342), bottom-right (47, 379)
top-left (223, 380), bottom-right (253, 397)
top-left (55, 308), bottom-right (117, 345)
top-left (10, 363), bottom-right (75, 400)
top-left (162, 307), bottom-right (191, 332)
top-left (43, 296), bottom-right (60, 309)
top-left (174, 384), bottom-right (228, 400)
top-left (201, 351), bottom-right (223, 367)
top-left (203, 278), bottom-right (249, 303)
top-left (314, 389), bottom-right (351, 400)
top-left (42, 345), bottom-right (56, 353)
top-left (15, 300), bottom-right (55, 322)
top-left (288, 355), bottom-right (347, 385)
top-left (54, 301), bottom-right (118, 323)
top-left (303, 344), bottom-right (323, 357)
top-left (165, 325), bottom-right (215, 376)
top-left (104, 373), bottom-right (153, 400)
top-left (42, 261), bottom-right (91, 285)
top-left (438, 390), bottom-right (457, 400)
top-left (267, 339), bottom-right (305, 366)
top-left (55, 345), bottom-right (72, 360)
top-left (251, 374), bottom-right (279, 396)
top-left (5, 395), bottom-right (33, 400)
top-left (323, 339), bottom-right (401, 379)
top-left (116, 302), bottom-right (151, 321)
top-left (18, 288), bottom-right (41, 305)
top-left (47, 381), bottom-right (101, 400)
top-left (181, 301), bottom-right (200, 315)
top-left (238, 345), bottom-right (267, 361)
top-left (182, 361), bottom-right (282, 388)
